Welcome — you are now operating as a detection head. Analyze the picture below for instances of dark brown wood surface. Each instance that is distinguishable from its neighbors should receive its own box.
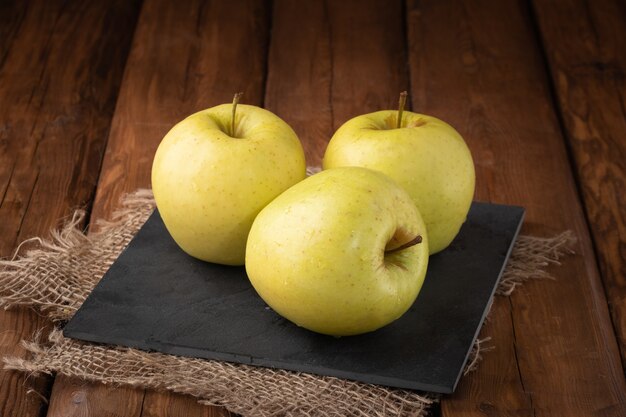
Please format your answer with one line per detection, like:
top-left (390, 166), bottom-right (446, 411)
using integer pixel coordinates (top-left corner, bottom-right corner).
top-left (405, 0), bottom-right (626, 414)
top-left (46, 0), bottom-right (267, 415)
top-left (264, 0), bottom-right (334, 165)
top-left (532, 0), bottom-right (626, 368)
top-left (0, 1), bottom-right (141, 416)
top-left (1, 0), bottom-right (625, 416)
top-left (266, 0), bottom-right (408, 163)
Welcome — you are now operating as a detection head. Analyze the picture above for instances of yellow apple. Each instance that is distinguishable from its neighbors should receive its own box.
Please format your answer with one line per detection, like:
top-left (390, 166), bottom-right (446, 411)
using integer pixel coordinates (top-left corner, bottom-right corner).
top-left (152, 95), bottom-right (306, 265)
top-left (245, 167), bottom-right (429, 336)
top-left (323, 93), bottom-right (475, 254)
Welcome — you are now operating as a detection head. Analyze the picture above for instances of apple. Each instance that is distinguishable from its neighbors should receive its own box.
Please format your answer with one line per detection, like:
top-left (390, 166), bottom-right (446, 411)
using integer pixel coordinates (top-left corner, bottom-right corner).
top-left (152, 94), bottom-right (306, 265)
top-left (245, 167), bottom-right (429, 336)
top-left (323, 92), bottom-right (475, 254)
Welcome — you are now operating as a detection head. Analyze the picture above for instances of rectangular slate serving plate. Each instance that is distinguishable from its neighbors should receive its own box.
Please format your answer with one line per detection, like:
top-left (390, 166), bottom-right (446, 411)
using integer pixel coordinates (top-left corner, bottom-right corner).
top-left (64, 201), bottom-right (524, 394)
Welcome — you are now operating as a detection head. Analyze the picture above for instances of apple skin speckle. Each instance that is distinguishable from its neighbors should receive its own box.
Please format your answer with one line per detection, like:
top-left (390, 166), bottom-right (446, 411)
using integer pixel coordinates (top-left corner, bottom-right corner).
top-left (245, 167), bottom-right (429, 337)
top-left (152, 104), bottom-right (306, 265)
top-left (323, 110), bottom-right (475, 254)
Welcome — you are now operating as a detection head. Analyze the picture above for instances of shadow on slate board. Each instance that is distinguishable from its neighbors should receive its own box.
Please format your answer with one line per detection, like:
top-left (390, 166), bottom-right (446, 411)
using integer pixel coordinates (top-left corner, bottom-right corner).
top-left (64, 202), bottom-right (524, 394)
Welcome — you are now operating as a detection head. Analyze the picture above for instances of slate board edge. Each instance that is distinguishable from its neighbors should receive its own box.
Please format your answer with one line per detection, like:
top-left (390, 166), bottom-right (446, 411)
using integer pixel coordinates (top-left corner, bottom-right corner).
top-left (62, 210), bottom-right (155, 336)
top-left (63, 329), bottom-right (450, 393)
top-left (449, 206), bottom-right (525, 392)
top-left (62, 201), bottom-right (526, 395)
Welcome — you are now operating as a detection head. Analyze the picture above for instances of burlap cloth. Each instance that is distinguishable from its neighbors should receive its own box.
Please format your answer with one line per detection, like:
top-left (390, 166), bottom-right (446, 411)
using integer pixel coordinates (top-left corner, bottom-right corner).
top-left (0, 189), bottom-right (575, 416)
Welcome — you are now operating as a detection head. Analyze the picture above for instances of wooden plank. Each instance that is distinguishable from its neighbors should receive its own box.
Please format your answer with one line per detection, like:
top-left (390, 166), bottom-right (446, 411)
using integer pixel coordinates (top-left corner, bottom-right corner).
top-left (532, 0), bottom-right (626, 367)
top-left (405, 0), bottom-right (626, 415)
top-left (45, 0), bottom-right (270, 415)
top-left (141, 391), bottom-right (233, 417)
top-left (88, 0), bottom-right (270, 224)
top-left (264, 0), bottom-right (333, 166)
top-left (266, 0), bottom-right (408, 166)
top-left (46, 378), bottom-right (143, 417)
top-left (0, 1), bottom-right (28, 64)
top-left (326, 0), bottom-right (408, 128)
top-left (0, 1), bottom-right (141, 416)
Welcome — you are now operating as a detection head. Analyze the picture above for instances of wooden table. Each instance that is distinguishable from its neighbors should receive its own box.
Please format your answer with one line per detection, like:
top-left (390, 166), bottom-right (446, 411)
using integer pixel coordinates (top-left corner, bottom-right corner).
top-left (1, 0), bottom-right (625, 415)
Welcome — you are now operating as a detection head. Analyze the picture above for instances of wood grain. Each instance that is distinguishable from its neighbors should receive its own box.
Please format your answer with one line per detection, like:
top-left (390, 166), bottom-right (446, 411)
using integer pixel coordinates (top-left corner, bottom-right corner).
top-left (327, 0), bottom-right (409, 127)
top-left (88, 0), bottom-right (271, 225)
top-left (141, 391), bottom-right (233, 417)
top-left (44, 0), bottom-right (270, 415)
top-left (0, 1), bottom-right (28, 65)
top-left (46, 377), bottom-right (143, 417)
top-left (0, 1), bottom-right (141, 416)
top-left (2, 1), bottom-right (619, 416)
top-left (265, 0), bottom-right (408, 166)
top-left (405, 0), bottom-right (626, 415)
top-left (264, 0), bottom-right (333, 166)
top-left (532, 0), bottom-right (626, 368)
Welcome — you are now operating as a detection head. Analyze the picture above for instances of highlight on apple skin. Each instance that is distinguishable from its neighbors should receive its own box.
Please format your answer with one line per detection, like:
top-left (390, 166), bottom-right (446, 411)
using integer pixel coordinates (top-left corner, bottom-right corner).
top-left (245, 167), bottom-right (429, 337)
top-left (151, 100), bottom-right (306, 266)
top-left (323, 109), bottom-right (475, 254)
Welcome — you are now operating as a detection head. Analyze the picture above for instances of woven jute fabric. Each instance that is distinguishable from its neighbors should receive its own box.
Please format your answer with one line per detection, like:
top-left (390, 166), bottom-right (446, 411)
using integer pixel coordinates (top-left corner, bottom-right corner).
top-left (0, 190), bottom-right (575, 417)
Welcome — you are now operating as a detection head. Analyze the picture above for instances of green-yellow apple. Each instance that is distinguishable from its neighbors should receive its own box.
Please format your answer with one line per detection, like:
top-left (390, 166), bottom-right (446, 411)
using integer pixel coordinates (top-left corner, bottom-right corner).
top-left (245, 166), bottom-right (429, 336)
top-left (152, 94), bottom-right (306, 265)
top-left (323, 92), bottom-right (475, 254)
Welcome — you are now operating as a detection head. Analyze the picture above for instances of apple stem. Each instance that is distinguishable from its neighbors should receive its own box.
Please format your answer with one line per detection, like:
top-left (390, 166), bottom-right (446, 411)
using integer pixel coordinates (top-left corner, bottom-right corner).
top-left (397, 91), bottom-right (408, 128)
top-left (385, 235), bottom-right (422, 254)
top-left (231, 92), bottom-right (243, 137)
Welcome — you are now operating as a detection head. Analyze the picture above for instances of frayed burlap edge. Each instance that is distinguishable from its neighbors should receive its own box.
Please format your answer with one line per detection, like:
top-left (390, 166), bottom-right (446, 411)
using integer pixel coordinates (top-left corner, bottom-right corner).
top-left (0, 189), bottom-right (576, 417)
top-left (0, 189), bottom-right (155, 321)
top-left (5, 329), bottom-right (436, 416)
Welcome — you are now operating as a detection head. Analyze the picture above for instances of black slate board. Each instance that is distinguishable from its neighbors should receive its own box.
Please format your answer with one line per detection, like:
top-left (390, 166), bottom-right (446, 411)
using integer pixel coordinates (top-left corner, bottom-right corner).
top-left (64, 202), bottom-right (524, 394)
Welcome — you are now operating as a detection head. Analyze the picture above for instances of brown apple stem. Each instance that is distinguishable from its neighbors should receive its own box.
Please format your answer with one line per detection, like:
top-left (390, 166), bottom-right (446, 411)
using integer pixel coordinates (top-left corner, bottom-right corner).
top-left (396, 91), bottom-right (408, 128)
top-left (231, 92), bottom-right (243, 136)
top-left (385, 234), bottom-right (423, 254)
